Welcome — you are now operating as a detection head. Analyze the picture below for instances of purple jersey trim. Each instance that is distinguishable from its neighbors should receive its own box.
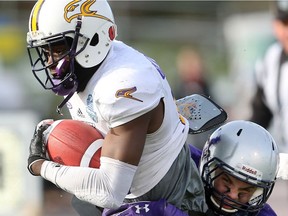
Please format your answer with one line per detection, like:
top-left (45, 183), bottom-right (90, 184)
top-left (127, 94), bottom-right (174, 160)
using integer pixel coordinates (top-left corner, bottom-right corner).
top-left (103, 199), bottom-right (188, 216)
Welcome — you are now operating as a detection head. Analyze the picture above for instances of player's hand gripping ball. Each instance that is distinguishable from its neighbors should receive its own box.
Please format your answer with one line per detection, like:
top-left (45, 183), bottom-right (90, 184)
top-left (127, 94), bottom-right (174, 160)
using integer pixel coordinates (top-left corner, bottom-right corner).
top-left (44, 119), bottom-right (103, 168)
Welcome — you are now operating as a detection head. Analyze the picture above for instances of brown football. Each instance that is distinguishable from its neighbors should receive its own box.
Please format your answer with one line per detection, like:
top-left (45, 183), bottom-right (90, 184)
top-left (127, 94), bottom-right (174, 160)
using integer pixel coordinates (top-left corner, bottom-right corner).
top-left (45, 119), bottom-right (103, 168)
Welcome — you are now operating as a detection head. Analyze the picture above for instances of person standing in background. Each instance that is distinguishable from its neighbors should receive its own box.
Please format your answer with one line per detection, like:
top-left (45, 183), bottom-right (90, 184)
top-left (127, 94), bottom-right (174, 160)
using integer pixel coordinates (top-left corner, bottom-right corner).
top-left (174, 46), bottom-right (213, 150)
top-left (174, 47), bottom-right (210, 100)
top-left (249, 1), bottom-right (288, 214)
top-left (250, 0), bottom-right (288, 153)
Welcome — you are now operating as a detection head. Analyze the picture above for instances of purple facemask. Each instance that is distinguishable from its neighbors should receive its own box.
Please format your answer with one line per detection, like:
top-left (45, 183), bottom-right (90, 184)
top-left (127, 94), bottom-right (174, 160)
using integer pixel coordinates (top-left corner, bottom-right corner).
top-left (54, 58), bottom-right (69, 78)
top-left (51, 78), bottom-right (75, 96)
top-left (51, 58), bottom-right (76, 96)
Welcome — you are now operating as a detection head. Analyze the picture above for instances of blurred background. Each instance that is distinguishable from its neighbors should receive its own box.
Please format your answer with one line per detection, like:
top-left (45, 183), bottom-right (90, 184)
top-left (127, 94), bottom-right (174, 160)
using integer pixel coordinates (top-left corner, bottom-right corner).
top-left (0, 1), bottom-right (286, 215)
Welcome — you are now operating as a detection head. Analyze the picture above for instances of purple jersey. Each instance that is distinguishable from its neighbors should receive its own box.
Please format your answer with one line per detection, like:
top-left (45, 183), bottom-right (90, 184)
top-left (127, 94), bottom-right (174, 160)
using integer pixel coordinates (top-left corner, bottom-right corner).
top-left (102, 199), bottom-right (188, 216)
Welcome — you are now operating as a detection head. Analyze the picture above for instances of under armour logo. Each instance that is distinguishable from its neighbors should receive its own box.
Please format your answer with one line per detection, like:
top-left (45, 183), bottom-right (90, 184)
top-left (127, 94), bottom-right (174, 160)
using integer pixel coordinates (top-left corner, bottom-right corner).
top-left (134, 204), bottom-right (150, 214)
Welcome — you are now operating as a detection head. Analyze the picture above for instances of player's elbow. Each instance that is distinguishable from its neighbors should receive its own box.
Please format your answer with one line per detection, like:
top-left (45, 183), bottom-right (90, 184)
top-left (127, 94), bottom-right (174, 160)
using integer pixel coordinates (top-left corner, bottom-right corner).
top-left (75, 192), bottom-right (124, 209)
top-left (74, 157), bottom-right (138, 209)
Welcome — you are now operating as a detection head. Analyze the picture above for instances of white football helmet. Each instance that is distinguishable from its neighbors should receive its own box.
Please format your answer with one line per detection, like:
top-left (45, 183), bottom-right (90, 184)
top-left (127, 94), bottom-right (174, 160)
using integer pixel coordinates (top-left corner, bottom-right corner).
top-left (26, 0), bottom-right (117, 96)
top-left (199, 120), bottom-right (279, 215)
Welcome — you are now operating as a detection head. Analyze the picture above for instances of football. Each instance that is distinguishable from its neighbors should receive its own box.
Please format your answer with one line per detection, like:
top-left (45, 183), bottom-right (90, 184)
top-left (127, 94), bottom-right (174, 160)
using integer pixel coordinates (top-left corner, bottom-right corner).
top-left (45, 119), bottom-right (103, 168)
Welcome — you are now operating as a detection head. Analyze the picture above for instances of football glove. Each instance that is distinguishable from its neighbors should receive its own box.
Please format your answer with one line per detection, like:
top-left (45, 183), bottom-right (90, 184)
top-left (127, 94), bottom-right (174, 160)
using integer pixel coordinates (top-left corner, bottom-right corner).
top-left (27, 119), bottom-right (53, 175)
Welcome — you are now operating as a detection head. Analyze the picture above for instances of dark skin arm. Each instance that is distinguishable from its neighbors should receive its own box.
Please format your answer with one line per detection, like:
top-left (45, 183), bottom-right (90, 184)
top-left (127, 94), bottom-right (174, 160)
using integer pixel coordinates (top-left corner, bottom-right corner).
top-left (31, 99), bottom-right (164, 174)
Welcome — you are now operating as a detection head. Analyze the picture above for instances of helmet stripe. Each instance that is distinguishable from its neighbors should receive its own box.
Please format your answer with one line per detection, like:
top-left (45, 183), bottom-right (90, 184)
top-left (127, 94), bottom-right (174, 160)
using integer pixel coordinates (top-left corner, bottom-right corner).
top-left (31, 0), bottom-right (45, 31)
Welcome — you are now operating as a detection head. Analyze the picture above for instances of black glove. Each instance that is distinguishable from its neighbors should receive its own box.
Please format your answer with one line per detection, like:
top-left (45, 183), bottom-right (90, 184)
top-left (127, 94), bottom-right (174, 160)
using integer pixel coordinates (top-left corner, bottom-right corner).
top-left (27, 120), bottom-right (53, 175)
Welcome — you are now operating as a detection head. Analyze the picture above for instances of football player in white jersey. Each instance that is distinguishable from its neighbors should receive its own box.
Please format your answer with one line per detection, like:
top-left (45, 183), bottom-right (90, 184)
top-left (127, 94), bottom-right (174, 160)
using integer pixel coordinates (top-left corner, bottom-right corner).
top-left (26, 0), bottom-right (208, 215)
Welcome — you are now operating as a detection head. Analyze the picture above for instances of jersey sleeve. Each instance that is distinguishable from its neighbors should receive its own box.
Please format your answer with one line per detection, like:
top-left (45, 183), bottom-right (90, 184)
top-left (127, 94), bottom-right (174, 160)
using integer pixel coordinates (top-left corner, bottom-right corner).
top-left (94, 66), bottom-right (164, 128)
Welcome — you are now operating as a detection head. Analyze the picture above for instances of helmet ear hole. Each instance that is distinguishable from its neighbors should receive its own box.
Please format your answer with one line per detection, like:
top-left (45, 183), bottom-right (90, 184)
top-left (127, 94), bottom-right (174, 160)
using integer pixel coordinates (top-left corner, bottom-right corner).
top-left (90, 33), bottom-right (99, 46)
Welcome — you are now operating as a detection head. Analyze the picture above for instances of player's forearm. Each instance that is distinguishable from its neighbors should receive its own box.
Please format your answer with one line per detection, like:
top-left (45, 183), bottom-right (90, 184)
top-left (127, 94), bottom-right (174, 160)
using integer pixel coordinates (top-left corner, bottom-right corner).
top-left (40, 157), bottom-right (137, 209)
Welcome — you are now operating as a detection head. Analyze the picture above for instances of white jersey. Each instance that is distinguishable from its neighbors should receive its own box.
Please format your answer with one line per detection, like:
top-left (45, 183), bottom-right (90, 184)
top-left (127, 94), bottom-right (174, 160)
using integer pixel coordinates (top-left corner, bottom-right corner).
top-left (66, 40), bottom-right (189, 197)
top-left (251, 42), bottom-right (288, 153)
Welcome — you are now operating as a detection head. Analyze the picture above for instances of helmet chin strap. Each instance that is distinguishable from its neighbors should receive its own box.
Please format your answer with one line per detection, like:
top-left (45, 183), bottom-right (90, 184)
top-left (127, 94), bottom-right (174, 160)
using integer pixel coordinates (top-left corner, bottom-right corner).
top-left (56, 16), bottom-right (82, 115)
top-left (56, 80), bottom-right (78, 115)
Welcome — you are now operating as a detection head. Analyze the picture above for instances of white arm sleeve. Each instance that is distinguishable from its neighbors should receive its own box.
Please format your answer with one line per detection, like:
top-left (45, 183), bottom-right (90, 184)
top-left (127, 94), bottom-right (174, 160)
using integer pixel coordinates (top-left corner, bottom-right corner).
top-left (40, 157), bottom-right (137, 209)
top-left (277, 153), bottom-right (288, 180)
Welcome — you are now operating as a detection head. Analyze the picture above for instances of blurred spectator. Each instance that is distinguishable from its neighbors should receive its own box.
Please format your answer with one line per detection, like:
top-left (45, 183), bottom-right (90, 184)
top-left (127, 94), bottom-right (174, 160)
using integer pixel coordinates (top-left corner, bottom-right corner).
top-left (249, 1), bottom-right (288, 153)
top-left (248, 4), bottom-right (288, 215)
top-left (0, 68), bottom-right (26, 109)
top-left (174, 46), bottom-right (213, 150)
top-left (173, 46), bottom-right (210, 99)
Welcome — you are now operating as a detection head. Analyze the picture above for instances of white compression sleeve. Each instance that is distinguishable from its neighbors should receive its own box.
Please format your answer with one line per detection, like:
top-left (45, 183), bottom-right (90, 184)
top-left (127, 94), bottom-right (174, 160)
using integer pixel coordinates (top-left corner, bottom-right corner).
top-left (40, 157), bottom-right (137, 209)
top-left (277, 153), bottom-right (288, 180)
